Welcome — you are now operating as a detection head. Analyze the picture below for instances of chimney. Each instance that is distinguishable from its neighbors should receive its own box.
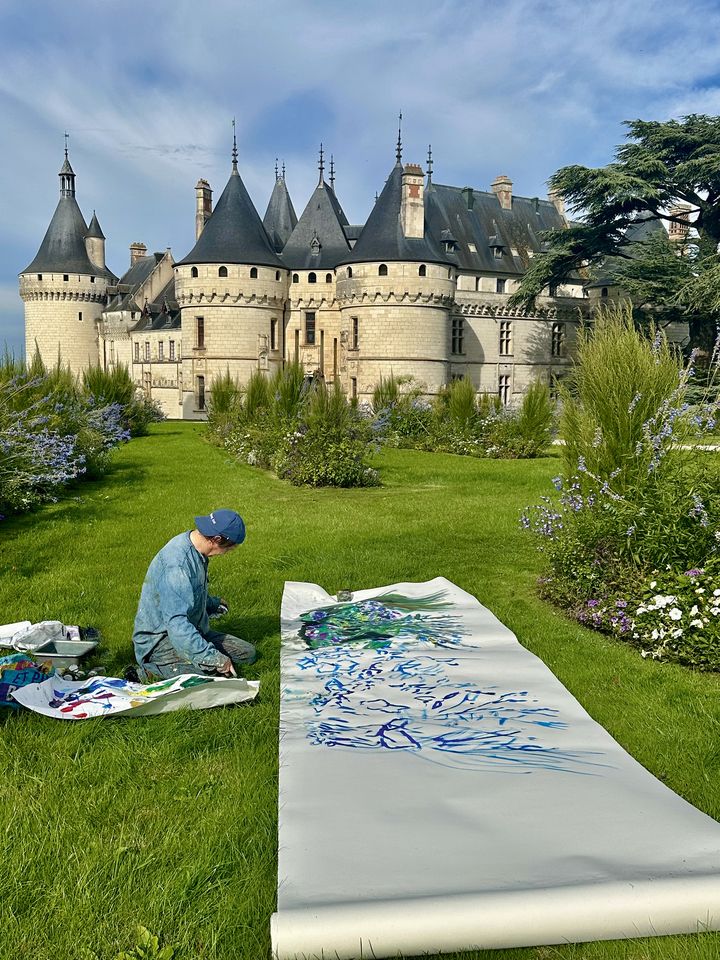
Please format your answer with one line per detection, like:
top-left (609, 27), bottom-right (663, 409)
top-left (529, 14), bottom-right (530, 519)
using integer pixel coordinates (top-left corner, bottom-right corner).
top-left (548, 187), bottom-right (567, 222)
top-left (667, 202), bottom-right (691, 242)
top-left (129, 242), bottom-right (147, 266)
top-left (461, 186), bottom-right (474, 211)
top-left (491, 175), bottom-right (513, 210)
top-left (401, 163), bottom-right (425, 239)
top-left (195, 179), bottom-right (213, 240)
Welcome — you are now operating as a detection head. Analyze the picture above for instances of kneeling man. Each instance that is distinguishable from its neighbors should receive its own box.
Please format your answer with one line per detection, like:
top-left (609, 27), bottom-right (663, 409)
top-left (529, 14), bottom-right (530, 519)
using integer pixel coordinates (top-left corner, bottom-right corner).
top-left (133, 509), bottom-right (256, 680)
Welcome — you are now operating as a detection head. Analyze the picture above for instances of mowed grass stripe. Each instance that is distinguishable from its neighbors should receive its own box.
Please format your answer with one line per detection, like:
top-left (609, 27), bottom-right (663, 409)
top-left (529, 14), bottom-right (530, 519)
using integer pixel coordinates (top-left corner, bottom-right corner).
top-left (0, 421), bottom-right (718, 960)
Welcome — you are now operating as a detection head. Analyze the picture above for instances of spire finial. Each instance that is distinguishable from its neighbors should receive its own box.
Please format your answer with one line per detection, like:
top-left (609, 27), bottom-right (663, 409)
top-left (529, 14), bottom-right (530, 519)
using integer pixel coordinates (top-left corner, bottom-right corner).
top-left (282, 160), bottom-right (286, 180)
top-left (427, 144), bottom-right (433, 181)
top-left (231, 118), bottom-right (238, 172)
top-left (275, 157), bottom-right (279, 180)
top-left (396, 112), bottom-right (403, 164)
top-left (318, 142), bottom-right (324, 185)
top-left (64, 131), bottom-right (69, 159)
top-left (329, 154), bottom-right (335, 190)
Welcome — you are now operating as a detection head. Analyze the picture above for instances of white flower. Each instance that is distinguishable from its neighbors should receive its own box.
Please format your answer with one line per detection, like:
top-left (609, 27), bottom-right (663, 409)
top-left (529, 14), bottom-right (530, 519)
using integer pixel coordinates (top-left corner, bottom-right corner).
top-left (668, 608), bottom-right (683, 621)
top-left (690, 619), bottom-right (704, 629)
top-left (650, 581), bottom-right (657, 589)
top-left (636, 605), bottom-right (648, 615)
top-left (696, 588), bottom-right (706, 594)
top-left (690, 604), bottom-right (699, 616)
top-left (714, 589), bottom-right (720, 597)
top-left (712, 607), bottom-right (720, 616)
top-left (641, 649), bottom-right (650, 658)
top-left (671, 628), bottom-right (684, 638)
top-left (651, 629), bottom-right (659, 640)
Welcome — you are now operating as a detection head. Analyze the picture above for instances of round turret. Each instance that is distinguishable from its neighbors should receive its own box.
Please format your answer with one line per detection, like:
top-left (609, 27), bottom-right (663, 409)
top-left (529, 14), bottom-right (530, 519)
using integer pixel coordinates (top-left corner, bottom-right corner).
top-left (174, 145), bottom-right (289, 417)
top-left (19, 149), bottom-right (115, 376)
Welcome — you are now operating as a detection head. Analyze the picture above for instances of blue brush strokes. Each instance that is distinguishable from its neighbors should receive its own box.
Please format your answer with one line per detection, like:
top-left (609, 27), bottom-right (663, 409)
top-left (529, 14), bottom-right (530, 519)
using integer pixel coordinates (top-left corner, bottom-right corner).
top-left (291, 605), bottom-right (607, 775)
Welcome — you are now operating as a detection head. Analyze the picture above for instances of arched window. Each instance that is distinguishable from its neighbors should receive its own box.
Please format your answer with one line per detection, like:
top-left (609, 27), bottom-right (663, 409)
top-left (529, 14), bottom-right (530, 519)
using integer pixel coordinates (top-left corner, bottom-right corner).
top-left (378, 264), bottom-right (388, 276)
top-left (448, 268), bottom-right (453, 279)
top-left (218, 266), bottom-right (228, 278)
top-left (601, 287), bottom-right (609, 298)
top-left (418, 264), bottom-right (427, 277)
top-left (276, 270), bottom-right (281, 281)
top-left (293, 273), bottom-right (299, 283)
top-left (326, 273), bottom-right (332, 283)
top-left (191, 266), bottom-right (198, 278)
top-left (347, 267), bottom-right (353, 278)
top-left (308, 272), bottom-right (317, 284)
top-left (250, 267), bottom-right (258, 279)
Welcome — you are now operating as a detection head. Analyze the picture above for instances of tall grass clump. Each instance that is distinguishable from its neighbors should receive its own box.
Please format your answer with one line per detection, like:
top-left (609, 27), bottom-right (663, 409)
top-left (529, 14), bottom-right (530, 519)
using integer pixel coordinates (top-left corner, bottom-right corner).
top-left (206, 370), bottom-right (243, 444)
top-left (82, 363), bottom-right (163, 436)
top-left (371, 374), bottom-right (553, 459)
top-left (207, 366), bottom-right (378, 487)
top-left (522, 302), bottom-right (720, 670)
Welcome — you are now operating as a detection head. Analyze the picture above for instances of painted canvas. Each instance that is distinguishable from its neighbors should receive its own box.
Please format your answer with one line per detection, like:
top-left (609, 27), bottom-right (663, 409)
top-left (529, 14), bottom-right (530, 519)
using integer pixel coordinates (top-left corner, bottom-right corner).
top-left (273, 578), bottom-right (720, 960)
top-left (12, 672), bottom-right (259, 719)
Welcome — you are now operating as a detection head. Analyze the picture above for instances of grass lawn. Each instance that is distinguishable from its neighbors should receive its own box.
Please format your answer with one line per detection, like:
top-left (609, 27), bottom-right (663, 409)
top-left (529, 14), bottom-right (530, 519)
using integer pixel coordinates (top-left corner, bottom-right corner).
top-left (1, 421), bottom-right (719, 960)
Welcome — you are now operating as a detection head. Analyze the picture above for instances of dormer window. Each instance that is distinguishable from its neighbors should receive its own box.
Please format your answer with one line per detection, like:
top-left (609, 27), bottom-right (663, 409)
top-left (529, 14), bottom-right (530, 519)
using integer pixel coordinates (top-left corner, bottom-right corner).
top-left (493, 246), bottom-right (504, 259)
top-left (378, 264), bottom-right (388, 277)
top-left (250, 267), bottom-right (258, 279)
top-left (310, 234), bottom-right (321, 256)
top-left (191, 267), bottom-right (199, 278)
top-left (219, 266), bottom-right (228, 278)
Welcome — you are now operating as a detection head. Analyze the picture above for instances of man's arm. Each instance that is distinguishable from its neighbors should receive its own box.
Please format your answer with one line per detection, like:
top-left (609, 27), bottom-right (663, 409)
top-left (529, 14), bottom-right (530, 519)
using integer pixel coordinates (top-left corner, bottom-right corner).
top-left (160, 567), bottom-right (227, 671)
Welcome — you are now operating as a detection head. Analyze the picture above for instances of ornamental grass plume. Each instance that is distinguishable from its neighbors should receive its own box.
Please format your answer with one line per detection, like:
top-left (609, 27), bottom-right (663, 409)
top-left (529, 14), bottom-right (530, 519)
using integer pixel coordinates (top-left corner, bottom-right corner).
top-left (559, 302), bottom-right (683, 492)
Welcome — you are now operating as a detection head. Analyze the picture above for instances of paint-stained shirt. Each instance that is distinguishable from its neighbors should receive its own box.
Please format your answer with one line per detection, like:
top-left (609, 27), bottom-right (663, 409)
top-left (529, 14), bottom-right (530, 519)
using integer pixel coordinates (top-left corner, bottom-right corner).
top-left (133, 532), bottom-right (225, 670)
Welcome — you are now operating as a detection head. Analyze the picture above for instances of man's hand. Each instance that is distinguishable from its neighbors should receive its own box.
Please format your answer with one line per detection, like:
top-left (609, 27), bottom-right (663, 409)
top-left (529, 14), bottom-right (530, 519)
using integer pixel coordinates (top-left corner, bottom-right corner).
top-left (218, 657), bottom-right (237, 678)
top-left (217, 598), bottom-right (229, 616)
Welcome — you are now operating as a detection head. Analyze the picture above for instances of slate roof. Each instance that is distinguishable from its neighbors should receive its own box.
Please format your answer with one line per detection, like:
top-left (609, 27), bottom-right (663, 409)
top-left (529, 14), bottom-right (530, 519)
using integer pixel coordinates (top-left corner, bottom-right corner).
top-left (105, 254), bottom-right (165, 312)
top-left (281, 179), bottom-right (351, 270)
top-left (131, 278), bottom-right (180, 332)
top-left (22, 196), bottom-right (116, 278)
top-left (339, 163), bottom-right (451, 266)
top-left (86, 211), bottom-right (105, 240)
top-left (424, 183), bottom-right (567, 275)
top-left (176, 166), bottom-right (283, 268)
top-left (263, 177), bottom-right (298, 253)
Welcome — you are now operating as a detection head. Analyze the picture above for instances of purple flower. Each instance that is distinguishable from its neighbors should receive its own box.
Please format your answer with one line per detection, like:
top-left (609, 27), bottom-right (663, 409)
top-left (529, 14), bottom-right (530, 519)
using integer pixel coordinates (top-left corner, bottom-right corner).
top-left (587, 599), bottom-right (599, 608)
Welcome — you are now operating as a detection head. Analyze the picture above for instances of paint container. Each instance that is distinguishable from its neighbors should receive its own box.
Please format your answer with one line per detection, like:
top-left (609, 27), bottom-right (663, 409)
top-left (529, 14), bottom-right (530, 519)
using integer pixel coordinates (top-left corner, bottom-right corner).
top-left (32, 639), bottom-right (99, 669)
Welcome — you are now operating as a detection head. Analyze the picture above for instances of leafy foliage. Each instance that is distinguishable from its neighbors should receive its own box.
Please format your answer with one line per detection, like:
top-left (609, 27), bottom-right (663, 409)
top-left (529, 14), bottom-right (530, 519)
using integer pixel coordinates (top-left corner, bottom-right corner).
top-left (511, 114), bottom-right (720, 349)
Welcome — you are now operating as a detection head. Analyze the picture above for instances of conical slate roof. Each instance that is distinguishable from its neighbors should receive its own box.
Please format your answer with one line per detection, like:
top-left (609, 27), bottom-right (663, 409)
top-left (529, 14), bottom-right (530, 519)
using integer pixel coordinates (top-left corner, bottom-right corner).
top-left (263, 177), bottom-right (298, 252)
top-left (340, 162), bottom-right (449, 265)
top-left (86, 211), bottom-right (105, 239)
top-left (22, 196), bottom-right (114, 278)
top-left (281, 180), bottom-right (351, 270)
top-left (177, 165), bottom-right (283, 268)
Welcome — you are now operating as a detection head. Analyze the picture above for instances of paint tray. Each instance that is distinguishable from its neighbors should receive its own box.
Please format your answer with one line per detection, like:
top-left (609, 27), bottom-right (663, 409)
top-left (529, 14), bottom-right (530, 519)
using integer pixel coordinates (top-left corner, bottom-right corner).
top-left (32, 639), bottom-right (98, 669)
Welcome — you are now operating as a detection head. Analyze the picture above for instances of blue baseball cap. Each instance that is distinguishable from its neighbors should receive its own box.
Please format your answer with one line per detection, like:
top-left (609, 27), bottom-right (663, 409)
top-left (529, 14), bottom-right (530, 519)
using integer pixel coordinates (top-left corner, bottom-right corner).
top-left (194, 508), bottom-right (246, 544)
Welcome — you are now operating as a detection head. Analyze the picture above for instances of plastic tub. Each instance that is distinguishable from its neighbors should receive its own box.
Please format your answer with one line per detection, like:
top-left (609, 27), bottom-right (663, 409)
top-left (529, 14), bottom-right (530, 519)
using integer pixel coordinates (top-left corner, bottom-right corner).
top-left (33, 639), bottom-right (99, 669)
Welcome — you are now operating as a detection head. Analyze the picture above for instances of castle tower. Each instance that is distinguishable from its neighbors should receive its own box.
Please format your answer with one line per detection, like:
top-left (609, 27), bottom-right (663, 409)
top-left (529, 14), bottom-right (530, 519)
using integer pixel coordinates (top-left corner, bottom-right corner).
top-left (174, 132), bottom-right (288, 418)
top-left (281, 145), bottom-right (351, 380)
top-left (335, 144), bottom-right (455, 400)
top-left (19, 147), bottom-right (116, 375)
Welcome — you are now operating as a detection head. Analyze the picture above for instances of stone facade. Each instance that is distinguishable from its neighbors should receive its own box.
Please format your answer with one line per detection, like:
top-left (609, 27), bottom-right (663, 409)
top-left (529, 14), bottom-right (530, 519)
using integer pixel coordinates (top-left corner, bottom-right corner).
top-left (20, 147), bottom-right (690, 417)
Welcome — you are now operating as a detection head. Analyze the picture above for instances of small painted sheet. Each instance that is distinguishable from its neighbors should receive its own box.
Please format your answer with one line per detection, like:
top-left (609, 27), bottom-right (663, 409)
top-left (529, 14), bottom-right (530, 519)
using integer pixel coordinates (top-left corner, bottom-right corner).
top-left (12, 672), bottom-right (259, 719)
top-left (273, 577), bottom-right (720, 959)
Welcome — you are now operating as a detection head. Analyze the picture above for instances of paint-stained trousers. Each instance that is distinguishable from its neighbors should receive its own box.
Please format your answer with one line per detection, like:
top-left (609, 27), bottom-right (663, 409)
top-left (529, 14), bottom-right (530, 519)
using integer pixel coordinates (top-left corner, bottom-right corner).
top-left (139, 629), bottom-right (256, 681)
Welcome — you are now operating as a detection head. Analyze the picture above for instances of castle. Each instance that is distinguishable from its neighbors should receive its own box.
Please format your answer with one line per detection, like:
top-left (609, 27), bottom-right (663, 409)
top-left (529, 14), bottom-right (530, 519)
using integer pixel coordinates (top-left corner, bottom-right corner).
top-left (21, 133), bottom-right (638, 419)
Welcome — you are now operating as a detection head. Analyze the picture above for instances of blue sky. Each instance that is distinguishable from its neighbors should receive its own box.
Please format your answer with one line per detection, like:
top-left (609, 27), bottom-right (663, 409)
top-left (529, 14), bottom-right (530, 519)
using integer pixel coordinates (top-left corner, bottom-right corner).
top-left (2, 0), bottom-right (720, 355)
